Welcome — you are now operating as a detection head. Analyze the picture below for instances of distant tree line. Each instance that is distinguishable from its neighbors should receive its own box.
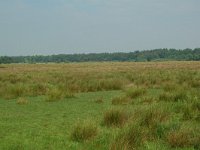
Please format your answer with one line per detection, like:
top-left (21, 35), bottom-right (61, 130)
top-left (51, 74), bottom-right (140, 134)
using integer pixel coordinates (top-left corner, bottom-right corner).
top-left (0, 48), bottom-right (200, 64)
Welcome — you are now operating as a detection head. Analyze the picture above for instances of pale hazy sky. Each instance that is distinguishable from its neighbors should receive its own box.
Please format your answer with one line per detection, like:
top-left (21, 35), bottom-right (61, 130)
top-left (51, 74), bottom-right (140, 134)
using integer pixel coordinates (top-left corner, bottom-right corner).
top-left (0, 0), bottom-right (200, 56)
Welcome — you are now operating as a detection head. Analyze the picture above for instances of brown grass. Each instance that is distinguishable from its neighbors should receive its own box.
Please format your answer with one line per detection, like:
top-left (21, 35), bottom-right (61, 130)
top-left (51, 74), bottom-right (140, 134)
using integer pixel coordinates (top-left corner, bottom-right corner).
top-left (103, 109), bottom-right (129, 127)
top-left (167, 127), bottom-right (200, 148)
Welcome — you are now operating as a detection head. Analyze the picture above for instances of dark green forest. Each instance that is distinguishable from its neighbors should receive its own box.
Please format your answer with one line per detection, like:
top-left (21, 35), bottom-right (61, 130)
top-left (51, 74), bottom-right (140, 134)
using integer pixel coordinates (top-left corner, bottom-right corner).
top-left (0, 48), bottom-right (200, 64)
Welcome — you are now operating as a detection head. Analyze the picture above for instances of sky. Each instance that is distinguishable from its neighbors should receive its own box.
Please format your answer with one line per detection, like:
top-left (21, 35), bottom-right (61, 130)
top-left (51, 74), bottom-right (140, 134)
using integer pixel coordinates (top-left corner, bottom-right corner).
top-left (0, 0), bottom-right (200, 56)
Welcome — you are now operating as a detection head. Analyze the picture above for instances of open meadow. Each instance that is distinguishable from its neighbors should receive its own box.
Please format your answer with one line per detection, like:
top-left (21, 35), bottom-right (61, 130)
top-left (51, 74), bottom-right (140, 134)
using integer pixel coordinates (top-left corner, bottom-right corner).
top-left (0, 61), bottom-right (200, 150)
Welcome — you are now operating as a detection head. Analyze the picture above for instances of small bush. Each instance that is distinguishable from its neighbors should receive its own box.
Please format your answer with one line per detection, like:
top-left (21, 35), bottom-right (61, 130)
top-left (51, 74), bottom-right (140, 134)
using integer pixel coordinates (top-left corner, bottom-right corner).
top-left (16, 97), bottom-right (28, 105)
top-left (103, 109), bottom-right (128, 127)
top-left (126, 87), bottom-right (146, 99)
top-left (70, 120), bottom-right (98, 142)
top-left (111, 96), bottom-right (131, 105)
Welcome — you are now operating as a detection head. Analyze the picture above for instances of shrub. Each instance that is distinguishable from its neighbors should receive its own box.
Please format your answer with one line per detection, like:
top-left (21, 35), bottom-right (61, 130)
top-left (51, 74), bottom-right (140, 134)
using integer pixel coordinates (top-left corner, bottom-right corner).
top-left (70, 120), bottom-right (98, 142)
top-left (126, 87), bottom-right (146, 99)
top-left (103, 109), bottom-right (128, 127)
top-left (16, 97), bottom-right (28, 105)
top-left (111, 96), bottom-right (131, 105)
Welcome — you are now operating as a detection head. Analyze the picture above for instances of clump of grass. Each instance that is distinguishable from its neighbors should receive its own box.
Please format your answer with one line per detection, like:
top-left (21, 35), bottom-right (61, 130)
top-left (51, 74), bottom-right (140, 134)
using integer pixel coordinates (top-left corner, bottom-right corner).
top-left (163, 83), bottom-right (179, 92)
top-left (45, 88), bottom-right (74, 102)
top-left (159, 90), bottom-right (188, 102)
top-left (45, 88), bottom-right (64, 102)
top-left (63, 91), bottom-right (75, 98)
top-left (111, 96), bottom-right (131, 105)
top-left (70, 120), bottom-right (98, 142)
top-left (126, 87), bottom-right (146, 99)
top-left (139, 106), bottom-right (170, 129)
top-left (0, 83), bottom-right (26, 100)
top-left (95, 97), bottom-right (104, 104)
top-left (167, 127), bottom-right (200, 148)
top-left (110, 123), bottom-right (149, 150)
top-left (159, 92), bottom-right (171, 101)
top-left (180, 97), bottom-right (200, 121)
top-left (103, 109), bottom-right (128, 127)
top-left (16, 97), bottom-right (28, 105)
top-left (172, 92), bottom-right (188, 102)
top-left (189, 80), bottom-right (200, 88)
top-left (29, 83), bottom-right (48, 96)
top-left (140, 96), bottom-right (156, 104)
top-left (98, 78), bottom-right (125, 90)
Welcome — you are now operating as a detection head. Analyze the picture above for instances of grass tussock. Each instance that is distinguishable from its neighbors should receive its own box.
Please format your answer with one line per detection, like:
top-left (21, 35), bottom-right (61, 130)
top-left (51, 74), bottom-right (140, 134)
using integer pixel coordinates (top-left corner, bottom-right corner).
top-left (0, 83), bottom-right (25, 100)
top-left (159, 90), bottom-right (188, 102)
top-left (45, 88), bottom-right (74, 102)
top-left (126, 87), bottom-right (146, 99)
top-left (16, 97), bottom-right (28, 105)
top-left (111, 96), bottom-right (131, 105)
top-left (140, 96), bottom-right (156, 104)
top-left (167, 126), bottom-right (200, 148)
top-left (110, 124), bottom-right (144, 150)
top-left (163, 83), bottom-right (179, 92)
top-left (70, 120), bottom-right (98, 142)
top-left (139, 107), bottom-right (170, 128)
top-left (103, 109), bottom-right (129, 127)
top-left (95, 97), bottom-right (104, 104)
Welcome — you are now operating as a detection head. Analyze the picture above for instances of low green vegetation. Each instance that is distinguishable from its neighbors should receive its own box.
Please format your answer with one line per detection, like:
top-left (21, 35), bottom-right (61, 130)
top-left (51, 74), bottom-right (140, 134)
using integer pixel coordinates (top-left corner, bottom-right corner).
top-left (70, 120), bottom-right (98, 142)
top-left (0, 61), bottom-right (199, 149)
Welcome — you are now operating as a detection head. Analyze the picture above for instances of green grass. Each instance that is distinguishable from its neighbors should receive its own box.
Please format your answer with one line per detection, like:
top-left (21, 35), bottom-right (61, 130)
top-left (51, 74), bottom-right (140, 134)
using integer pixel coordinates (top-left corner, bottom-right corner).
top-left (0, 91), bottom-right (122, 150)
top-left (0, 62), bottom-right (200, 150)
top-left (70, 120), bottom-right (98, 142)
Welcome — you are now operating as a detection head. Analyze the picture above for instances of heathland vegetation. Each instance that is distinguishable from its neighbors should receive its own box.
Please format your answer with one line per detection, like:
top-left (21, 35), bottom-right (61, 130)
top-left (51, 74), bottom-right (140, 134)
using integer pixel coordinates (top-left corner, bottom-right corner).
top-left (0, 48), bottom-right (200, 64)
top-left (0, 61), bottom-right (200, 149)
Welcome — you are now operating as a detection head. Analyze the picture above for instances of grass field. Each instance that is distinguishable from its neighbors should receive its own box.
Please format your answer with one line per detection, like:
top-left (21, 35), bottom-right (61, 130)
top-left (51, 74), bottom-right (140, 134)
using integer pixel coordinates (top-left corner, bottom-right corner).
top-left (0, 61), bottom-right (200, 150)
